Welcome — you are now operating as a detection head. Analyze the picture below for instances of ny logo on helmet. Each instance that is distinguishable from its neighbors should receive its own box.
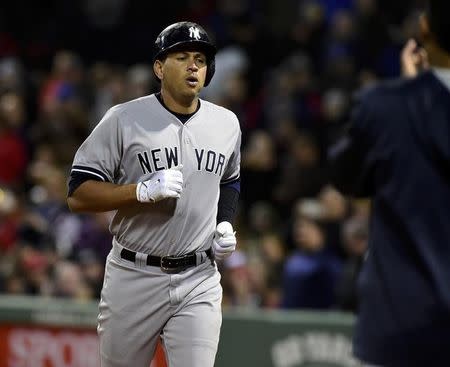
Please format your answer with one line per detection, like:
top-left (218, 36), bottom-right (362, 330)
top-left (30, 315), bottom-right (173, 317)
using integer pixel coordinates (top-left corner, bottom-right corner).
top-left (189, 26), bottom-right (201, 40)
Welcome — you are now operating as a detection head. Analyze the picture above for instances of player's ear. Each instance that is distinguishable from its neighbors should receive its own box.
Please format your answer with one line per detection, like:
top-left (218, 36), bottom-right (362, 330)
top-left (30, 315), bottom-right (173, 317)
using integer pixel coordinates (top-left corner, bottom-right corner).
top-left (153, 60), bottom-right (164, 82)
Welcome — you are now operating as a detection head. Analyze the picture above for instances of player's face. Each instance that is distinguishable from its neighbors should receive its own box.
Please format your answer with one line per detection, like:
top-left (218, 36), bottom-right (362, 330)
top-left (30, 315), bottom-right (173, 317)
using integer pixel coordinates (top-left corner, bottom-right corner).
top-left (161, 51), bottom-right (207, 97)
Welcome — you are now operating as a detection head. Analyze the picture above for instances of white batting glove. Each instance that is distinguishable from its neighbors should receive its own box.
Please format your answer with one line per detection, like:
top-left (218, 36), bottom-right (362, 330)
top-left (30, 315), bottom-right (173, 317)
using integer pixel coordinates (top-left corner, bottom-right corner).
top-left (212, 221), bottom-right (237, 261)
top-left (136, 165), bottom-right (183, 203)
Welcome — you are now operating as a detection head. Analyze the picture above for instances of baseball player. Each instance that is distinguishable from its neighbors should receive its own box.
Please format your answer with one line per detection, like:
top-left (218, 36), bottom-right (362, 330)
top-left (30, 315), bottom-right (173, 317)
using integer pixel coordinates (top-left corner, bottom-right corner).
top-left (67, 21), bottom-right (241, 367)
top-left (328, 1), bottom-right (450, 365)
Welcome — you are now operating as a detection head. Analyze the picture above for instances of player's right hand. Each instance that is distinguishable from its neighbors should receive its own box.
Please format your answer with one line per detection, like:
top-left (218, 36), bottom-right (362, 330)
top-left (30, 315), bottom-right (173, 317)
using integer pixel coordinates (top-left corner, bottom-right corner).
top-left (136, 165), bottom-right (183, 203)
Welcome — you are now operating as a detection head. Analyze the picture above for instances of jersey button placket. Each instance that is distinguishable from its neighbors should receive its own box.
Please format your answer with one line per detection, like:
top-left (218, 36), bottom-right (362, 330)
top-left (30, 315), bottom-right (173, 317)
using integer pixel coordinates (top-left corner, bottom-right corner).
top-left (178, 128), bottom-right (190, 217)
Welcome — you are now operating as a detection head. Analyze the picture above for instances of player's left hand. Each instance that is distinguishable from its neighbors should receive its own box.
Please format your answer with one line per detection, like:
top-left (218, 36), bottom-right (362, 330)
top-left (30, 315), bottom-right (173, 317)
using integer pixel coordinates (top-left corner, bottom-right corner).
top-left (212, 221), bottom-right (237, 261)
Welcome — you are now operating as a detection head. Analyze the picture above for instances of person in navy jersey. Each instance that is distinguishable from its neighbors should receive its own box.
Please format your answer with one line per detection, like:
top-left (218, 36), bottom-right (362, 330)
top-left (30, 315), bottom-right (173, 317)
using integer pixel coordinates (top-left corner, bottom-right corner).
top-left (328, 1), bottom-right (450, 365)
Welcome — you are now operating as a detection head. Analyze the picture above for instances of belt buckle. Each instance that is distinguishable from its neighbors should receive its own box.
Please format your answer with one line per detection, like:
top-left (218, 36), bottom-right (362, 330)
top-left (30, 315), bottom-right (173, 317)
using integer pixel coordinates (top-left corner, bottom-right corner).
top-left (160, 255), bottom-right (187, 274)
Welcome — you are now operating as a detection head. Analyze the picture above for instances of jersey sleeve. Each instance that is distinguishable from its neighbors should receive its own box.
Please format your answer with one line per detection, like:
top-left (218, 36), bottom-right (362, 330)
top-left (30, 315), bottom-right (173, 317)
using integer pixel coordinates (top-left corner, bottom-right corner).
top-left (221, 121), bottom-right (241, 185)
top-left (70, 106), bottom-right (123, 183)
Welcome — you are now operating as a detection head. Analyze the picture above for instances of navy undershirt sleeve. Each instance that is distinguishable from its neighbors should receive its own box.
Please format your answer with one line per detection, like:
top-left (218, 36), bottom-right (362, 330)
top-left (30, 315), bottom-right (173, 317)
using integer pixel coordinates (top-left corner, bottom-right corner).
top-left (217, 179), bottom-right (240, 224)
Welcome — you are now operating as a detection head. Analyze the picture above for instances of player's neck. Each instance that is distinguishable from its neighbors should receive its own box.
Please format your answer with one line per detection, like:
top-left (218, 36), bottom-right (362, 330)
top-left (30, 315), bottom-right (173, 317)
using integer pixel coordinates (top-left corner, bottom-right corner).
top-left (160, 90), bottom-right (199, 114)
top-left (426, 41), bottom-right (450, 69)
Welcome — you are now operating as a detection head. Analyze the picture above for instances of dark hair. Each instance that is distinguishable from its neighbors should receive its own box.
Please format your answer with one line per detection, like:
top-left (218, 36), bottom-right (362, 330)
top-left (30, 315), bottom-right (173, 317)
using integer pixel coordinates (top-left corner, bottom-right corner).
top-left (427, 0), bottom-right (450, 53)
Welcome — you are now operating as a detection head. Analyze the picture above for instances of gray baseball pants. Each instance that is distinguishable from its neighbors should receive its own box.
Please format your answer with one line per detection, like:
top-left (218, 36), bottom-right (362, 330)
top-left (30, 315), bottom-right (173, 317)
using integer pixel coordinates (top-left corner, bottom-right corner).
top-left (97, 240), bottom-right (222, 367)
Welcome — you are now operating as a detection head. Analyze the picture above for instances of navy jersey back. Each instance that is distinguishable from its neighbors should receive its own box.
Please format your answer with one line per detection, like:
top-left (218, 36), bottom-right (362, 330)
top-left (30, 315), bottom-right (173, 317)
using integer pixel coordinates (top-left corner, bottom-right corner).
top-left (330, 71), bottom-right (450, 366)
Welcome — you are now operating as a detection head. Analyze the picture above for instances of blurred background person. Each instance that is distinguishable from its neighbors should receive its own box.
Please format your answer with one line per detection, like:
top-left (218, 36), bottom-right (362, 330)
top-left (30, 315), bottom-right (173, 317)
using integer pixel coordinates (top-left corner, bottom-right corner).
top-left (334, 212), bottom-right (368, 312)
top-left (327, 0), bottom-right (450, 364)
top-left (281, 199), bottom-right (343, 309)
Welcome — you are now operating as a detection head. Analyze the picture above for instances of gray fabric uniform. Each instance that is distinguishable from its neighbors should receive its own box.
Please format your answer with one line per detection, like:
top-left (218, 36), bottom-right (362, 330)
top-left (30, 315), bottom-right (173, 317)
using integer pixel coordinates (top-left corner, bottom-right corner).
top-left (70, 94), bottom-right (241, 367)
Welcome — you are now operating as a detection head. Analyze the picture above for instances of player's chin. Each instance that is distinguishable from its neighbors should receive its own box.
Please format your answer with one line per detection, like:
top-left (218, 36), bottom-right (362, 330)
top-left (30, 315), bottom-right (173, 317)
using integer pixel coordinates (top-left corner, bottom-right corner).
top-left (184, 79), bottom-right (204, 92)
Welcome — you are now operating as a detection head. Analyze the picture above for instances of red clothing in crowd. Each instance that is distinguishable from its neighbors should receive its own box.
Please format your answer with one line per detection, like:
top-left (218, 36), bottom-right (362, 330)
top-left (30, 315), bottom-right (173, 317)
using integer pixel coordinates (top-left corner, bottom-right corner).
top-left (0, 130), bottom-right (27, 185)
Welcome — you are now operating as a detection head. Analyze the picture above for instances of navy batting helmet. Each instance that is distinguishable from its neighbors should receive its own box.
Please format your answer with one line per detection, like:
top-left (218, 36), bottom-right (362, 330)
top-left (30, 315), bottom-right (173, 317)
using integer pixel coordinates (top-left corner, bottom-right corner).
top-left (153, 21), bottom-right (216, 86)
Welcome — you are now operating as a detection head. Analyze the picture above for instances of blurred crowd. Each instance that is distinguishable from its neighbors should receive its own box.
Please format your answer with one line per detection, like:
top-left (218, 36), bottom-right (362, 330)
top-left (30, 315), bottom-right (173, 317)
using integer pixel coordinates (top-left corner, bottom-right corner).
top-left (0, 0), bottom-right (425, 311)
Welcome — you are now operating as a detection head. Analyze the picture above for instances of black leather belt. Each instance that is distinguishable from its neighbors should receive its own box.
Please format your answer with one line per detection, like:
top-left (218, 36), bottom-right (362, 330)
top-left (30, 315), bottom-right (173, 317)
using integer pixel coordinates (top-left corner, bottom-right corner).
top-left (120, 247), bottom-right (213, 273)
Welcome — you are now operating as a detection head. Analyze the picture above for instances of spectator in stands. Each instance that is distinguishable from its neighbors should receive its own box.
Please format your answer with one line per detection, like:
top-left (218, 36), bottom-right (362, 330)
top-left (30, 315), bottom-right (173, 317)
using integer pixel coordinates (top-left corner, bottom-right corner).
top-left (0, 187), bottom-right (21, 252)
top-left (322, 9), bottom-right (357, 90)
top-left (240, 130), bottom-right (278, 214)
top-left (72, 211), bottom-right (113, 264)
top-left (273, 131), bottom-right (327, 217)
top-left (32, 50), bottom-right (89, 166)
top-left (245, 201), bottom-right (285, 308)
top-left (52, 260), bottom-right (92, 300)
top-left (281, 206), bottom-right (342, 309)
top-left (221, 250), bottom-right (259, 308)
top-left (0, 92), bottom-right (28, 187)
top-left (259, 233), bottom-right (286, 308)
top-left (335, 213), bottom-right (368, 312)
top-left (76, 247), bottom-right (105, 299)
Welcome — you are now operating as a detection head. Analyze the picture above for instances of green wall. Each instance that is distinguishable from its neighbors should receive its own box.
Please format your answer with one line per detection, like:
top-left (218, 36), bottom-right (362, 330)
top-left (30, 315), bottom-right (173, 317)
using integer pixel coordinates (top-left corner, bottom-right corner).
top-left (0, 295), bottom-right (361, 367)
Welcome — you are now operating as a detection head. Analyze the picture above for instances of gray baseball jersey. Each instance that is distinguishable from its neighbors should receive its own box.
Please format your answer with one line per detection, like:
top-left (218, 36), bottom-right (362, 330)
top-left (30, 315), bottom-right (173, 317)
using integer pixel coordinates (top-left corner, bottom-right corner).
top-left (72, 94), bottom-right (241, 367)
top-left (71, 93), bottom-right (241, 255)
